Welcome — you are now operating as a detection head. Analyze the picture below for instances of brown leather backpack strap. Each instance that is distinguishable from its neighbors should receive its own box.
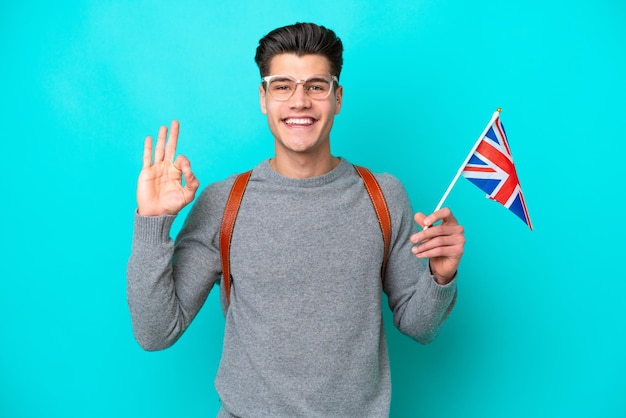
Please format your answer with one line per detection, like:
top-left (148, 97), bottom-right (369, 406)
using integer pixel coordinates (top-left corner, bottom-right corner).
top-left (354, 165), bottom-right (392, 283)
top-left (219, 170), bottom-right (252, 306)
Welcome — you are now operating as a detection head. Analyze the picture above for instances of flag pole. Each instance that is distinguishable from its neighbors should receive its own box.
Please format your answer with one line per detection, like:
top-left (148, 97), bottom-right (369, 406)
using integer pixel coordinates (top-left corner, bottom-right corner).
top-left (432, 108), bottom-right (502, 213)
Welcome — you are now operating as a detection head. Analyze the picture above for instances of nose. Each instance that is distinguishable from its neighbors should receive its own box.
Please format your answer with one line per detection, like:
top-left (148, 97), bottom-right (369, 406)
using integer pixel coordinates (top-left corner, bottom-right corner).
top-left (289, 81), bottom-right (311, 108)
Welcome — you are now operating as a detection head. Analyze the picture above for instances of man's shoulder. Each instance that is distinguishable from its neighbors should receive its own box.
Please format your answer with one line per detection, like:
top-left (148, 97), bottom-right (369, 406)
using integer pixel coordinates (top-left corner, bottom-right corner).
top-left (366, 169), bottom-right (406, 197)
top-left (361, 169), bottom-right (411, 215)
top-left (192, 170), bottom-right (251, 214)
top-left (200, 173), bottom-right (239, 196)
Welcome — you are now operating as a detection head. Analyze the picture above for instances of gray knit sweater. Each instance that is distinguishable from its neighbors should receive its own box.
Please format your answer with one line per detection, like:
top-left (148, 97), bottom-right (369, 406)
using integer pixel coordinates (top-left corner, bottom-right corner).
top-left (127, 158), bottom-right (457, 417)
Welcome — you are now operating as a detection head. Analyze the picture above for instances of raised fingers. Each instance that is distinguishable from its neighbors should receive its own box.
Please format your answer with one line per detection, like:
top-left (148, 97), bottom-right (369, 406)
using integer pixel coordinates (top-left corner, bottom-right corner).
top-left (142, 136), bottom-right (153, 168)
top-left (163, 120), bottom-right (180, 162)
top-left (154, 125), bottom-right (168, 162)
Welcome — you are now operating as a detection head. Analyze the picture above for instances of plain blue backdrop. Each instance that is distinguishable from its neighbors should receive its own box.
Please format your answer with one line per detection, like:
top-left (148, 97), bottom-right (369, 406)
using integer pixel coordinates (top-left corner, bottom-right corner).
top-left (2, 1), bottom-right (625, 417)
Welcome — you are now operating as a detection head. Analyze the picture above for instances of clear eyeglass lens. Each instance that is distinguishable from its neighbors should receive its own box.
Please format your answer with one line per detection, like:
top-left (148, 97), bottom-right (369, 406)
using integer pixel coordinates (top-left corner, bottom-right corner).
top-left (266, 75), bottom-right (333, 100)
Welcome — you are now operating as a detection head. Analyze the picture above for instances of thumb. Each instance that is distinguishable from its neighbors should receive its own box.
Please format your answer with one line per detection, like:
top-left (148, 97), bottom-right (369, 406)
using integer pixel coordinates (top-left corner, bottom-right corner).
top-left (414, 212), bottom-right (427, 229)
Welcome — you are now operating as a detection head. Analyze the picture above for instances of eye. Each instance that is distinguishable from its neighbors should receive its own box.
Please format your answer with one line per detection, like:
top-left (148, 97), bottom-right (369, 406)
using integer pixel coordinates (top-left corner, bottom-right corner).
top-left (272, 82), bottom-right (292, 91)
top-left (306, 81), bottom-right (330, 93)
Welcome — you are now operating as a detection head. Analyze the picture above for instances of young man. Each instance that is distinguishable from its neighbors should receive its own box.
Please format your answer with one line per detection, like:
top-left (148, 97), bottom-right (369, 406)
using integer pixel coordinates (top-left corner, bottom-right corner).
top-left (127, 23), bottom-right (465, 417)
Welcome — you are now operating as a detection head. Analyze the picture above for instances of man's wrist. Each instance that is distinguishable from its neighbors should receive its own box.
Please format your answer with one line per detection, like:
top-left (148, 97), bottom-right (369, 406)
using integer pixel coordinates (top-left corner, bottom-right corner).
top-left (429, 262), bottom-right (457, 285)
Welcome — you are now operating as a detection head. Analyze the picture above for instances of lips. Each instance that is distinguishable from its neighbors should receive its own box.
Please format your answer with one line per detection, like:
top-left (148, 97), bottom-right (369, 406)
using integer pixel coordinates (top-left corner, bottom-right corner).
top-left (283, 117), bottom-right (316, 127)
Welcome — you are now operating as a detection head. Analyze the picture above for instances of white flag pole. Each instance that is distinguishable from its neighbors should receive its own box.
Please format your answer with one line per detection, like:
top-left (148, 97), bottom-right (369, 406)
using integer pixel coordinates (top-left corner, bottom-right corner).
top-left (432, 108), bottom-right (502, 213)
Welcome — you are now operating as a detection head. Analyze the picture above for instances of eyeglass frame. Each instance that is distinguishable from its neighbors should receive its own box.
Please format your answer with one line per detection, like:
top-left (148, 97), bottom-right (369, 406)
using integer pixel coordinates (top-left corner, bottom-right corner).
top-left (261, 74), bottom-right (339, 101)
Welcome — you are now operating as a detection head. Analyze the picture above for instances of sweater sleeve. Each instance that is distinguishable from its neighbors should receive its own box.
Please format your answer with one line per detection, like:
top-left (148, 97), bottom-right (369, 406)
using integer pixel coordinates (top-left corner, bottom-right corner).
top-left (378, 175), bottom-right (457, 344)
top-left (126, 182), bottom-right (228, 351)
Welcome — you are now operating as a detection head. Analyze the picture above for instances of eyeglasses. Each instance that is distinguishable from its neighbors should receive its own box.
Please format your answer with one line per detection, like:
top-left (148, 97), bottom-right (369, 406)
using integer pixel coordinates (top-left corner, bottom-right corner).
top-left (261, 74), bottom-right (338, 101)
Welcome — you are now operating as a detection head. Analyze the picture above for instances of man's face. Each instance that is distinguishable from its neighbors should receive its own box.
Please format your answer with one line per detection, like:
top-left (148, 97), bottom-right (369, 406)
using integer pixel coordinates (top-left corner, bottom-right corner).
top-left (260, 53), bottom-right (343, 158)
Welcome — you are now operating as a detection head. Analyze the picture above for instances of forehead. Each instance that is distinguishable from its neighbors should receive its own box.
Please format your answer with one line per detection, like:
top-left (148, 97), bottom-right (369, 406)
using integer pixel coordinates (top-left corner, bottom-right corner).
top-left (268, 53), bottom-right (332, 78)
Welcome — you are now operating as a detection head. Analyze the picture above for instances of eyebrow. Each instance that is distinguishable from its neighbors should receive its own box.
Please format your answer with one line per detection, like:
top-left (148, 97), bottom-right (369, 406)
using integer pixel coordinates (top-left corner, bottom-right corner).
top-left (305, 76), bottom-right (330, 83)
top-left (271, 76), bottom-right (294, 82)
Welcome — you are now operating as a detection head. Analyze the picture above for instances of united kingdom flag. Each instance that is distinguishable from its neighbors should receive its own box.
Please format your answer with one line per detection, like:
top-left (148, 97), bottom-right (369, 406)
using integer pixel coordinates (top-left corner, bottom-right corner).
top-left (461, 115), bottom-right (533, 230)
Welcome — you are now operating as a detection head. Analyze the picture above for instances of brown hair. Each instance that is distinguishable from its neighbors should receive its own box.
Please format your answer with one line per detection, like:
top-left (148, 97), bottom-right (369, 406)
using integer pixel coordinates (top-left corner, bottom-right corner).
top-left (254, 23), bottom-right (344, 80)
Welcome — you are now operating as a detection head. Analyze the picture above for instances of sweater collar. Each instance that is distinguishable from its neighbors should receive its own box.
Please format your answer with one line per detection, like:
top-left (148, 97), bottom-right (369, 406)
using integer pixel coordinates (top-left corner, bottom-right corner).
top-left (256, 157), bottom-right (351, 188)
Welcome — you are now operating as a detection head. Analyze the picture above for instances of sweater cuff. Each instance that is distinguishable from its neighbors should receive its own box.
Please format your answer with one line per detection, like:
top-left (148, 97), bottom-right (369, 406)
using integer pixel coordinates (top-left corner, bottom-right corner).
top-left (427, 273), bottom-right (457, 301)
top-left (132, 211), bottom-right (177, 244)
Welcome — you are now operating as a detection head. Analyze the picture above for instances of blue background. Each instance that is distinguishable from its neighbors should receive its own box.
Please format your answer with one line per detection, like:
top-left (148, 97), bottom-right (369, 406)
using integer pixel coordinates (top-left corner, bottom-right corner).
top-left (2, 1), bottom-right (625, 417)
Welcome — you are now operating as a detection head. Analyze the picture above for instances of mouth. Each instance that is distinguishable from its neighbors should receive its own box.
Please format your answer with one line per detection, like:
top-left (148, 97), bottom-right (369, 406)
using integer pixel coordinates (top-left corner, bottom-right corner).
top-left (282, 117), bottom-right (317, 127)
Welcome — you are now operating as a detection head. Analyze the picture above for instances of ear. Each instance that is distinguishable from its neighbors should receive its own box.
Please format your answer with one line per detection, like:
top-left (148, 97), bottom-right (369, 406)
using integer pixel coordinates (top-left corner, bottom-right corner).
top-left (334, 85), bottom-right (343, 115)
top-left (259, 85), bottom-right (267, 114)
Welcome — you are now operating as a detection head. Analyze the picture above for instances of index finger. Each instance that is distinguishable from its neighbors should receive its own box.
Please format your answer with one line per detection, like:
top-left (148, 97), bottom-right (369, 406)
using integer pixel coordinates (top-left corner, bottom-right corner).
top-left (142, 136), bottom-right (153, 168)
top-left (163, 120), bottom-right (180, 162)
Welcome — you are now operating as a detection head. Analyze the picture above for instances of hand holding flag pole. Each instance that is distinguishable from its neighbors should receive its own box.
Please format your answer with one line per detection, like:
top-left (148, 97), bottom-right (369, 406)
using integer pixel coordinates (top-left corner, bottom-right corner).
top-left (431, 108), bottom-right (533, 230)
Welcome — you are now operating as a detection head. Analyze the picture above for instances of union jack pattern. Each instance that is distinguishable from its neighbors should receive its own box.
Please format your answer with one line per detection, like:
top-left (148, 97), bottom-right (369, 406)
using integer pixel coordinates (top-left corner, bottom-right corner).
top-left (461, 116), bottom-right (533, 230)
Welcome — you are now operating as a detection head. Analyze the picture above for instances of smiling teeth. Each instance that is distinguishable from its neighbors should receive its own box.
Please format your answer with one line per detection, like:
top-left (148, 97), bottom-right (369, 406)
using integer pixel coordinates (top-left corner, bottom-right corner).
top-left (285, 118), bottom-right (314, 125)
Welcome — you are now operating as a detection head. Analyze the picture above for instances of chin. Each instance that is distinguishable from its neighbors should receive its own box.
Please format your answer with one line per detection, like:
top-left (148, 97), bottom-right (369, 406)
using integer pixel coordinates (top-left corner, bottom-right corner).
top-left (278, 136), bottom-right (324, 153)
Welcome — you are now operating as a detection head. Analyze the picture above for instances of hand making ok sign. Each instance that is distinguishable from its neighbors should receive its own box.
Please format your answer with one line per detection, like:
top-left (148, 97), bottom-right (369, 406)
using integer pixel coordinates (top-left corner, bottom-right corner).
top-left (136, 120), bottom-right (200, 216)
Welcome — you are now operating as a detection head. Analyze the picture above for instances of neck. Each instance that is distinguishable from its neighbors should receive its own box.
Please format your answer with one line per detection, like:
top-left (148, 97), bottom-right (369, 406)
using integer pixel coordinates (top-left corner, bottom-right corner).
top-left (270, 153), bottom-right (340, 178)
